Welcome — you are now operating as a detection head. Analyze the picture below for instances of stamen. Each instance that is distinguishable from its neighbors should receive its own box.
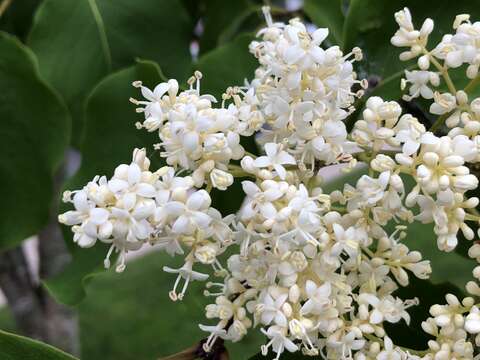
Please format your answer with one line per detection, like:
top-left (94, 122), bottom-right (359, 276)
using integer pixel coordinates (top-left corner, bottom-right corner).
top-left (116, 250), bottom-right (126, 273)
top-left (169, 274), bottom-right (182, 301)
top-left (178, 275), bottom-right (191, 300)
top-left (104, 244), bottom-right (115, 269)
top-left (261, 6), bottom-right (273, 27)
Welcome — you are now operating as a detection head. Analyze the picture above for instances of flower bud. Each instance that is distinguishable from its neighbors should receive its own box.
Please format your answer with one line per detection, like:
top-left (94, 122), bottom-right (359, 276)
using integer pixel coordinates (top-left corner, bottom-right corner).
top-left (418, 55), bottom-right (430, 70)
top-left (210, 169), bottom-right (234, 190)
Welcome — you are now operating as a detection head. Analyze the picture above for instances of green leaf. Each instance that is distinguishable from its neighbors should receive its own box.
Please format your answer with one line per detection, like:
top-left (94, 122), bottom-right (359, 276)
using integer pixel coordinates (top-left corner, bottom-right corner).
top-left (0, 32), bottom-right (70, 250)
top-left (76, 251), bottom-right (263, 360)
top-left (0, 329), bottom-right (78, 360)
top-left (304, 0), bottom-right (345, 46)
top-left (28, 0), bottom-right (193, 146)
top-left (196, 33), bottom-right (258, 99)
top-left (199, 0), bottom-right (252, 54)
top-left (217, 6), bottom-right (263, 47)
top-left (45, 60), bottom-right (164, 306)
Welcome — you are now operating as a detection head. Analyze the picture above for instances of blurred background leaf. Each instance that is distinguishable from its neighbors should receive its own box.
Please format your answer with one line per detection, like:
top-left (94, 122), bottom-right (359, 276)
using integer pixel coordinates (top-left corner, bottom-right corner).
top-left (303, 0), bottom-right (345, 46)
top-left (28, 0), bottom-right (193, 146)
top-left (45, 59), bottom-right (164, 306)
top-left (0, 329), bottom-right (78, 360)
top-left (196, 33), bottom-right (257, 99)
top-left (0, 32), bottom-right (70, 250)
top-left (199, 0), bottom-right (252, 55)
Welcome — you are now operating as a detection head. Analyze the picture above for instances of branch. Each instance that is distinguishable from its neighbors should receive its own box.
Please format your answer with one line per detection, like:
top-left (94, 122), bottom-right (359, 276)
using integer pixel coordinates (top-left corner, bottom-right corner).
top-left (0, 246), bottom-right (46, 341)
top-left (0, 0), bottom-right (12, 18)
top-left (37, 149), bottom-right (80, 355)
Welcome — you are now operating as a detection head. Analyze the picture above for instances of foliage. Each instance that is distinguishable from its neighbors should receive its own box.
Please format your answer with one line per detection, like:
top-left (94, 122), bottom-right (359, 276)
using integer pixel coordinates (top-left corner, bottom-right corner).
top-left (0, 329), bottom-right (78, 360)
top-left (0, 32), bottom-right (70, 250)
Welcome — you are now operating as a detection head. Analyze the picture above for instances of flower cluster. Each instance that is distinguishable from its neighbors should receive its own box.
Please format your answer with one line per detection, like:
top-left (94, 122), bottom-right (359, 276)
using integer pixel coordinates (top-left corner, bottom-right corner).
top-left (59, 6), bottom-right (480, 360)
top-left (59, 148), bottom-right (233, 300)
top-left (244, 7), bottom-right (366, 171)
top-left (131, 72), bottom-right (244, 190)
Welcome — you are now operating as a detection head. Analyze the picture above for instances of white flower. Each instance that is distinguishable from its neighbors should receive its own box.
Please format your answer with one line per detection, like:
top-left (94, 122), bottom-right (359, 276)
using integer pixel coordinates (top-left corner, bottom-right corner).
top-left (240, 180), bottom-right (284, 220)
top-left (59, 190), bottom-right (111, 247)
top-left (301, 280), bottom-right (332, 315)
top-left (163, 261), bottom-right (209, 301)
top-left (359, 293), bottom-right (413, 325)
top-left (253, 143), bottom-right (296, 179)
top-left (210, 169), bottom-right (233, 190)
top-left (199, 323), bottom-right (228, 351)
top-left (59, 7), bottom-right (480, 360)
top-left (331, 224), bottom-right (361, 258)
top-left (163, 190), bottom-right (212, 235)
top-left (465, 306), bottom-right (480, 334)
top-left (391, 8), bottom-right (433, 61)
top-left (402, 70), bottom-right (439, 100)
top-left (394, 115), bottom-right (427, 155)
top-left (377, 336), bottom-right (404, 360)
top-left (133, 72), bottom-right (244, 188)
top-left (429, 92), bottom-right (456, 115)
top-left (259, 292), bottom-right (288, 327)
top-left (261, 326), bottom-right (298, 360)
top-left (328, 330), bottom-right (366, 358)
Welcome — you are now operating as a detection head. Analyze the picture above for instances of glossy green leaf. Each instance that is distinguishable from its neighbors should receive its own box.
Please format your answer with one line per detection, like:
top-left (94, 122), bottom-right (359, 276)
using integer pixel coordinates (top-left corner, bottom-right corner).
top-left (217, 6), bottom-right (263, 47)
top-left (304, 0), bottom-right (344, 46)
top-left (0, 32), bottom-right (70, 250)
top-left (77, 251), bottom-right (263, 360)
top-left (0, 329), bottom-right (78, 360)
top-left (196, 33), bottom-right (257, 99)
top-left (200, 0), bottom-right (252, 54)
top-left (45, 60), bottom-right (164, 305)
top-left (28, 0), bottom-right (193, 145)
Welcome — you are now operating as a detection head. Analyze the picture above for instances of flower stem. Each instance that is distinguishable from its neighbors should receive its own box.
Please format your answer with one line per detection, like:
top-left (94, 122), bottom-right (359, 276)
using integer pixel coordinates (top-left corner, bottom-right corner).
top-left (429, 111), bottom-right (451, 133)
top-left (424, 50), bottom-right (457, 94)
top-left (464, 74), bottom-right (480, 94)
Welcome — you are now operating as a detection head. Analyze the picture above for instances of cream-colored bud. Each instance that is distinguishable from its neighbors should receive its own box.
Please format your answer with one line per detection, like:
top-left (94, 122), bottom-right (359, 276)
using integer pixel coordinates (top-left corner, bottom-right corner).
top-left (473, 266), bottom-right (480, 280)
top-left (289, 285), bottom-right (300, 303)
top-left (210, 169), bottom-right (233, 191)
top-left (467, 281), bottom-right (480, 297)
top-left (453, 14), bottom-right (470, 29)
top-left (418, 55), bottom-right (430, 70)
top-left (456, 90), bottom-right (468, 105)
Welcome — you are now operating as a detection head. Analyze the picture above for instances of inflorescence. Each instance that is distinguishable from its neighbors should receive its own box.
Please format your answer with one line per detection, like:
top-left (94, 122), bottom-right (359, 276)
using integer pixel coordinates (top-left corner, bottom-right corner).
top-left (60, 7), bottom-right (480, 360)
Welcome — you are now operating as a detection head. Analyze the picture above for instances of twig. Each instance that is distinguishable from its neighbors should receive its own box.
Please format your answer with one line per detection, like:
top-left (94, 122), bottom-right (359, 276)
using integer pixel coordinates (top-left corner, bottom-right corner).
top-left (0, 0), bottom-right (12, 18)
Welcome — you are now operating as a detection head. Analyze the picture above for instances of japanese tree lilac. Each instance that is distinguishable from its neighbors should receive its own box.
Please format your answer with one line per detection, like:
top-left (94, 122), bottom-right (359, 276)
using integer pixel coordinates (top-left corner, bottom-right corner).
top-left (57, 5), bottom-right (480, 360)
